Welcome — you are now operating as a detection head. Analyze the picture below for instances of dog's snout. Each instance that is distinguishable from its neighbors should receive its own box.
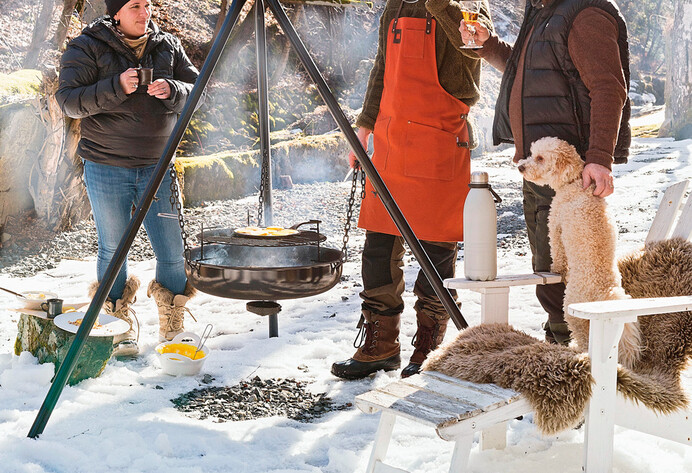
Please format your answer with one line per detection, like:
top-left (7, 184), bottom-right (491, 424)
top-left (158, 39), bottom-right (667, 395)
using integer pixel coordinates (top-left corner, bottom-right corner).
top-left (518, 164), bottom-right (525, 173)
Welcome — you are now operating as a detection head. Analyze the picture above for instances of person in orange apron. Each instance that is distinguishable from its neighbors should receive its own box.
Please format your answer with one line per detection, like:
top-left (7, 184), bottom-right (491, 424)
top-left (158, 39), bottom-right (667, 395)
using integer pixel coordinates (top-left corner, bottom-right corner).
top-left (332, 0), bottom-right (493, 380)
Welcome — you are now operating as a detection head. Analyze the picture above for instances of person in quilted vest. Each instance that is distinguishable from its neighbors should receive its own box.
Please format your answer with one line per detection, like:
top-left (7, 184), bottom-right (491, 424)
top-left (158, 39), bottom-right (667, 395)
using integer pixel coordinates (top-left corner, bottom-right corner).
top-left (460, 0), bottom-right (630, 345)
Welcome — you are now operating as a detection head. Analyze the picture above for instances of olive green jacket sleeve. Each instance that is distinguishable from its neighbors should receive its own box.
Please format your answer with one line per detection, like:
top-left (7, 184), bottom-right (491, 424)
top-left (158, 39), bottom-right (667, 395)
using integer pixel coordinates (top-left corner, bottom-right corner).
top-left (356, 9), bottom-right (388, 130)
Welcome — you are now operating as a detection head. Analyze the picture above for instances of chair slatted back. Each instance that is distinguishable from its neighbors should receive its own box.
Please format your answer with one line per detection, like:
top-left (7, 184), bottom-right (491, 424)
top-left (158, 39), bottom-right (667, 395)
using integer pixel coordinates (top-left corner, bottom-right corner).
top-left (645, 180), bottom-right (691, 244)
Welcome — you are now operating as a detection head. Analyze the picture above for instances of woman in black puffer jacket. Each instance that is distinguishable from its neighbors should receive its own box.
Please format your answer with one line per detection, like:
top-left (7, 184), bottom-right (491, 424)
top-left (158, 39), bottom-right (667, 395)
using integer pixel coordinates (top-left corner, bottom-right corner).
top-left (56, 0), bottom-right (200, 358)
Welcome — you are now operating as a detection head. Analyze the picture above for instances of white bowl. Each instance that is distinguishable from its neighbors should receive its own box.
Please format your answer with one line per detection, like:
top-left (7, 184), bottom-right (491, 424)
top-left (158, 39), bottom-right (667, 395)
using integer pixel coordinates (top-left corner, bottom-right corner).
top-left (18, 291), bottom-right (59, 310)
top-left (155, 332), bottom-right (208, 376)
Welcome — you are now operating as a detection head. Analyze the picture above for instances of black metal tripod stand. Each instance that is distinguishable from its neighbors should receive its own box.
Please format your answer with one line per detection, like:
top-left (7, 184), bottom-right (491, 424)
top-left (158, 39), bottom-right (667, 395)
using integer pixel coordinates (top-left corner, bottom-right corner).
top-left (28, 0), bottom-right (468, 438)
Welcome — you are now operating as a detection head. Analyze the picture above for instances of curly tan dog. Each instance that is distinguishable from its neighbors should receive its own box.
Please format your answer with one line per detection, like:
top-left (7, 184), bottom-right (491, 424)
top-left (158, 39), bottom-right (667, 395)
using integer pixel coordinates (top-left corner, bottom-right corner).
top-left (517, 137), bottom-right (640, 368)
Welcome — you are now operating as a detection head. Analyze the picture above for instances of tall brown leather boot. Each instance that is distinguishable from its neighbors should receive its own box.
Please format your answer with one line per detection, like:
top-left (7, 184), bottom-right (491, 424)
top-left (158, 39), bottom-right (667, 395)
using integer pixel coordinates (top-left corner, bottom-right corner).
top-left (89, 276), bottom-right (141, 358)
top-left (147, 280), bottom-right (197, 342)
top-left (331, 310), bottom-right (401, 380)
top-left (401, 311), bottom-right (449, 378)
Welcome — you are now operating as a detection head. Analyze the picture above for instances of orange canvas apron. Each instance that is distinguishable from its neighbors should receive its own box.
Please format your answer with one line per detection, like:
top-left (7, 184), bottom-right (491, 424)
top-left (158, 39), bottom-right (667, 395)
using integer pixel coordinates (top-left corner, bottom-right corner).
top-left (358, 8), bottom-right (471, 242)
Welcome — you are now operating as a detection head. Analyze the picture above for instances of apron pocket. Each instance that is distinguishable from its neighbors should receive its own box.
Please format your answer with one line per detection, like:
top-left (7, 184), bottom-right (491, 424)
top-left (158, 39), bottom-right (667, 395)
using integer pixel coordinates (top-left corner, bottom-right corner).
top-left (372, 115), bottom-right (391, 171)
top-left (402, 26), bottom-right (426, 59)
top-left (404, 121), bottom-right (459, 181)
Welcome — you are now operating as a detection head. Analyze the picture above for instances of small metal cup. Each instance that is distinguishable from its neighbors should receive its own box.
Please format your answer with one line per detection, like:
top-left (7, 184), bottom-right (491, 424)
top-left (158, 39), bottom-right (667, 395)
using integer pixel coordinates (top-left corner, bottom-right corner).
top-left (40, 298), bottom-right (63, 319)
top-left (137, 67), bottom-right (153, 86)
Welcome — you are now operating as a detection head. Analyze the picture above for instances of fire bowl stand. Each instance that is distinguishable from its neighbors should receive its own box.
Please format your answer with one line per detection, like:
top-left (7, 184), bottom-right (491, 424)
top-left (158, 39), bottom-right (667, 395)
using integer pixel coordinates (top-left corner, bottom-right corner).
top-left (247, 301), bottom-right (282, 338)
top-left (28, 0), bottom-right (468, 438)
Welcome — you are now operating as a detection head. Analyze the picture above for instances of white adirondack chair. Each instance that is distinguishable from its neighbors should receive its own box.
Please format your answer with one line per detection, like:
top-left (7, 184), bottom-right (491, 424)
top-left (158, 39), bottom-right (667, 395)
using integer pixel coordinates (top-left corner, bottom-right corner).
top-left (355, 180), bottom-right (692, 473)
top-left (571, 179), bottom-right (692, 472)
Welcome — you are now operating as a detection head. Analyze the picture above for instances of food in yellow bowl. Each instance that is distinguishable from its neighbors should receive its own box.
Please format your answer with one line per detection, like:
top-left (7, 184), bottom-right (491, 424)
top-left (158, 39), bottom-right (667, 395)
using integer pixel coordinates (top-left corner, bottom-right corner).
top-left (155, 331), bottom-right (209, 376)
top-left (156, 343), bottom-right (205, 360)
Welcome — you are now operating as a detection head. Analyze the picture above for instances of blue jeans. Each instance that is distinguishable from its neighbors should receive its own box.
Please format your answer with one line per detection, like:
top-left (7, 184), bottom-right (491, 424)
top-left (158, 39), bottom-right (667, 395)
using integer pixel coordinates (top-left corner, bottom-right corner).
top-left (83, 160), bottom-right (187, 300)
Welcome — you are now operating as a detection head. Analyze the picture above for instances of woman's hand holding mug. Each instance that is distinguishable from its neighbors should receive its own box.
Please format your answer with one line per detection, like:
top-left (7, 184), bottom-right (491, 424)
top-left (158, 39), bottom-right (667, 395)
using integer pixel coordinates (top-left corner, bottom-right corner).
top-left (119, 68), bottom-right (140, 95)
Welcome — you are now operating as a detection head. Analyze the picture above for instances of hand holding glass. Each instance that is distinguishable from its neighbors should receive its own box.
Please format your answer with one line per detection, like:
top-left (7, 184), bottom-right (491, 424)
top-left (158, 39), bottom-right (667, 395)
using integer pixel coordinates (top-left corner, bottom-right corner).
top-left (460, 1), bottom-right (482, 50)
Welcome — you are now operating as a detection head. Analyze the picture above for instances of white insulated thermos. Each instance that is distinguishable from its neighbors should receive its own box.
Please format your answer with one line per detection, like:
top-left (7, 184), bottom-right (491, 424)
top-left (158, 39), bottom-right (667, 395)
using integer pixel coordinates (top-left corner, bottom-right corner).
top-left (463, 171), bottom-right (500, 281)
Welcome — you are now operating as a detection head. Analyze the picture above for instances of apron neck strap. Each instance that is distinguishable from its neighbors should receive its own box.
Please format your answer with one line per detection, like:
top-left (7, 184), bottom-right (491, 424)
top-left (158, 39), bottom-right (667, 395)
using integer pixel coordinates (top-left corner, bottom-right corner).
top-left (392, 1), bottom-right (434, 35)
top-left (392, 0), bottom-right (406, 33)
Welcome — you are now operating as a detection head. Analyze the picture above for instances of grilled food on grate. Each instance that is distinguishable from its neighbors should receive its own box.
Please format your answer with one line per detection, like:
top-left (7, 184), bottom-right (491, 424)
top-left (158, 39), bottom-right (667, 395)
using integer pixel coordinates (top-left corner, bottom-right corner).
top-left (235, 226), bottom-right (299, 237)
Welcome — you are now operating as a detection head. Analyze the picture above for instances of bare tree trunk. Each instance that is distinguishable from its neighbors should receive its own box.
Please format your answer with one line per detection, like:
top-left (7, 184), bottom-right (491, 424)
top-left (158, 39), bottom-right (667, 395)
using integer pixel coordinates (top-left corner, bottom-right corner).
top-left (29, 70), bottom-right (90, 231)
top-left (270, 4), bottom-right (304, 85)
top-left (213, 0), bottom-right (230, 41)
top-left (659, 0), bottom-right (692, 139)
top-left (24, 0), bottom-right (57, 68)
top-left (51, 112), bottom-right (90, 232)
top-left (53, 0), bottom-right (79, 50)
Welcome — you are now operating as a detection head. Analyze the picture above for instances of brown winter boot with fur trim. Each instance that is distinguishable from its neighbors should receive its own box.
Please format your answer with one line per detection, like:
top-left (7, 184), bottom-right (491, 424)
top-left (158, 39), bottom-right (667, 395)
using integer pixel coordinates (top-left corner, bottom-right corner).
top-left (401, 311), bottom-right (449, 378)
top-left (331, 310), bottom-right (401, 380)
top-left (89, 276), bottom-right (141, 358)
top-left (147, 280), bottom-right (197, 342)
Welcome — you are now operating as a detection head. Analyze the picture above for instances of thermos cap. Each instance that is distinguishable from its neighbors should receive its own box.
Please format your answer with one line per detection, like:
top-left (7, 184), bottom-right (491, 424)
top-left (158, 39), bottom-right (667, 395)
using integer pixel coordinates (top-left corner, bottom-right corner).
top-left (470, 171), bottom-right (489, 185)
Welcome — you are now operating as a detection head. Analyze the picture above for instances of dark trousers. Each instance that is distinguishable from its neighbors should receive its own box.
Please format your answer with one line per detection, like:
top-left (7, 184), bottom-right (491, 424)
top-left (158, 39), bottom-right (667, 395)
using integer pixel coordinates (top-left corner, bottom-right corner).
top-left (522, 179), bottom-right (569, 344)
top-left (360, 231), bottom-right (458, 321)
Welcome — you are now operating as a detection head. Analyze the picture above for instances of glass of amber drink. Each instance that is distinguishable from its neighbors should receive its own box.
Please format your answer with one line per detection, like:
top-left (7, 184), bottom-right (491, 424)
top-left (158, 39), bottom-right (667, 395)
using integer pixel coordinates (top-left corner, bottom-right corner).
top-left (460, 1), bottom-right (482, 49)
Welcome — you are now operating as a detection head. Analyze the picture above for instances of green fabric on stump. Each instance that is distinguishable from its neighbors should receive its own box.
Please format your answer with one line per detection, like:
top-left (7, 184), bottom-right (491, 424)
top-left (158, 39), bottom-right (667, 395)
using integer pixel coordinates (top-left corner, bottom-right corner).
top-left (14, 313), bottom-right (114, 385)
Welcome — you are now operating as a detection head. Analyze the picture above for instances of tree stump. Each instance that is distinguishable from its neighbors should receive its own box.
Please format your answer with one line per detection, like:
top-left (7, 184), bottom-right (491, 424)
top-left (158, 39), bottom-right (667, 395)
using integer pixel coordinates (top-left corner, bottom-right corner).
top-left (14, 313), bottom-right (114, 386)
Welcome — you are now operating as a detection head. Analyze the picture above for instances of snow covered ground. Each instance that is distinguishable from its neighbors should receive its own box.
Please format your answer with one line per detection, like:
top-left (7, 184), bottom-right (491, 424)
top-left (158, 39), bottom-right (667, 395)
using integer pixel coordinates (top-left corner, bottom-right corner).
top-left (1, 127), bottom-right (691, 472)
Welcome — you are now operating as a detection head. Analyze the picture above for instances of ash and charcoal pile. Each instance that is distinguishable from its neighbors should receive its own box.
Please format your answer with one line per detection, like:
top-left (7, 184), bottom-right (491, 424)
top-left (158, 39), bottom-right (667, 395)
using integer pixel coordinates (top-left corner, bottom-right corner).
top-left (171, 376), bottom-right (351, 423)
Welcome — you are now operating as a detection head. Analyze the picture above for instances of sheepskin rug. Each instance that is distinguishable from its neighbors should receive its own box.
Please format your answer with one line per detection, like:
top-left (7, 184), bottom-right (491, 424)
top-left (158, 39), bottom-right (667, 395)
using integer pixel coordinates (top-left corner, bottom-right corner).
top-left (423, 238), bottom-right (692, 435)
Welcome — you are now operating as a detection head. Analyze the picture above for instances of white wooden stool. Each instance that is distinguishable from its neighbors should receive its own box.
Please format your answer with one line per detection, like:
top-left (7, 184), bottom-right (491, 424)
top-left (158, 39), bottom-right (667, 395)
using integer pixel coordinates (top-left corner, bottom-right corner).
top-left (444, 272), bottom-right (563, 325)
top-left (355, 370), bottom-right (530, 473)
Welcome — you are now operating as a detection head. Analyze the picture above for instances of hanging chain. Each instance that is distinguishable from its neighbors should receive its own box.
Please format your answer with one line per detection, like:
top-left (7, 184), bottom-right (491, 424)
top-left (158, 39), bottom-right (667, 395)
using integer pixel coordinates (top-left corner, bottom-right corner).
top-left (169, 166), bottom-right (197, 271)
top-left (257, 154), bottom-right (269, 227)
top-left (361, 165), bottom-right (366, 199)
top-left (341, 166), bottom-right (365, 262)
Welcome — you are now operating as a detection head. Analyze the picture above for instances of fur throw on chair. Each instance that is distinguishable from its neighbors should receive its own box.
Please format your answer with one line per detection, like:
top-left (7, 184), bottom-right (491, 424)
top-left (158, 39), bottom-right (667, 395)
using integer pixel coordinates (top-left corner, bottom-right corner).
top-left (423, 238), bottom-right (692, 435)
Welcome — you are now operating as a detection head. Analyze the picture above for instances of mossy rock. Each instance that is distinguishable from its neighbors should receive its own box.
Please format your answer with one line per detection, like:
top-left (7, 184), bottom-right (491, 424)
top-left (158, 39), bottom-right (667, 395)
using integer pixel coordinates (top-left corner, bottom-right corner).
top-left (178, 133), bottom-right (350, 205)
top-left (632, 123), bottom-right (661, 138)
top-left (14, 313), bottom-right (114, 386)
top-left (0, 69), bottom-right (42, 101)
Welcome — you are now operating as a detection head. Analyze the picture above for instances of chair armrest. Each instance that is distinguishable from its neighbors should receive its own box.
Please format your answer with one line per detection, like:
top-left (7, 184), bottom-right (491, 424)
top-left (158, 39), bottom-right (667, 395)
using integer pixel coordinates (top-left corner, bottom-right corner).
top-left (568, 296), bottom-right (692, 321)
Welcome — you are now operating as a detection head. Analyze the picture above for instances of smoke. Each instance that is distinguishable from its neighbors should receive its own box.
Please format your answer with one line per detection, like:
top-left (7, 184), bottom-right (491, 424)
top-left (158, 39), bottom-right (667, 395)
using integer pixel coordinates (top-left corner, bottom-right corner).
top-left (193, 242), bottom-right (340, 269)
top-left (190, 4), bottom-right (382, 154)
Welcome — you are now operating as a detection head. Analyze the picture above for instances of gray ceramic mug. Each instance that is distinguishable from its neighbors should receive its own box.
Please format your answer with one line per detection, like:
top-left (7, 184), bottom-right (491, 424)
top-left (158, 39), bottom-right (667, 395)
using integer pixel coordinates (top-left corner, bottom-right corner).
top-left (41, 298), bottom-right (63, 319)
top-left (137, 67), bottom-right (153, 86)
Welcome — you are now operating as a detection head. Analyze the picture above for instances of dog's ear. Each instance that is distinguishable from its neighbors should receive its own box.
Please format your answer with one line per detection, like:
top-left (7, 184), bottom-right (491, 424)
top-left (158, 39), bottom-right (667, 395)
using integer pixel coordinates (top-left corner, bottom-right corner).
top-left (552, 140), bottom-right (583, 185)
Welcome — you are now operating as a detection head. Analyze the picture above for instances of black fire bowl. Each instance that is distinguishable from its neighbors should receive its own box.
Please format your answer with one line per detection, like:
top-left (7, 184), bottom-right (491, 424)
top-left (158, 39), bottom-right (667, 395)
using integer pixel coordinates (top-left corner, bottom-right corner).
top-left (185, 243), bottom-right (343, 300)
